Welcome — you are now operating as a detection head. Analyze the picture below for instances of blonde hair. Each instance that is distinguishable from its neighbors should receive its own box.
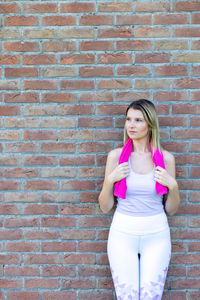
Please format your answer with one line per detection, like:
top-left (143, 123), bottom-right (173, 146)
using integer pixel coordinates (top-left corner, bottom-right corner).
top-left (124, 99), bottom-right (161, 153)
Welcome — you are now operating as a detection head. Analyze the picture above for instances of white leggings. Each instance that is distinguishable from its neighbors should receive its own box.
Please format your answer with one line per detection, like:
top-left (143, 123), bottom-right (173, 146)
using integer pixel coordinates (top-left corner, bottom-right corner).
top-left (107, 211), bottom-right (171, 300)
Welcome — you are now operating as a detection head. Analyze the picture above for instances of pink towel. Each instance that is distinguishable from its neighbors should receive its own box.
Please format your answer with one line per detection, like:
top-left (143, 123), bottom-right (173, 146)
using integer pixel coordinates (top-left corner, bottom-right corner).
top-left (114, 138), bottom-right (168, 199)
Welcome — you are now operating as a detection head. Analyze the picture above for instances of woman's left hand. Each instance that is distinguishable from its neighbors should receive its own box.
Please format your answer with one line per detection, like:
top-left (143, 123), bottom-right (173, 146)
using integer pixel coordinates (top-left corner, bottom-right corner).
top-left (154, 166), bottom-right (177, 190)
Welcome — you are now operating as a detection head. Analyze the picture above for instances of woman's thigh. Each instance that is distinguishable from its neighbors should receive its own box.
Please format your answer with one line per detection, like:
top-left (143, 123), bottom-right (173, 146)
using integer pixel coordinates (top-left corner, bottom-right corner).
top-left (139, 228), bottom-right (171, 300)
top-left (107, 227), bottom-right (140, 300)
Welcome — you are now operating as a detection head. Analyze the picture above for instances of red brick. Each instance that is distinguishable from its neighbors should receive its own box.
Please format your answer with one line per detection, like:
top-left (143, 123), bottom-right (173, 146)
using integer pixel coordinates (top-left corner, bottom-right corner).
top-left (80, 40), bottom-right (114, 51)
top-left (79, 66), bottom-right (113, 77)
top-left (117, 14), bottom-right (151, 25)
top-left (24, 80), bottom-right (57, 90)
top-left (98, 277), bottom-right (114, 289)
top-left (98, 79), bottom-right (132, 90)
top-left (61, 229), bottom-right (95, 240)
top-left (42, 291), bottom-right (76, 300)
top-left (98, 53), bottom-right (132, 64)
top-left (135, 27), bottom-right (169, 37)
top-left (189, 192), bottom-right (200, 202)
top-left (5, 142), bottom-right (38, 153)
top-left (154, 91), bottom-right (188, 101)
top-left (60, 104), bottom-right (95, 115)
top-left (41, 143), bottom-right (75, 153)
top-left (0, 105), bottom-right (20, 116)
top-left (42, 92), bottom-right (75, 103)
top-left (23, 155), bottom-right (57, 165)
top-left (188, 242), bottom-right (200, 252)
top-left (61, 2), bottom-right (95, 13)
top-left (61, 204), bottom-right (94, 215)
top-left (25, 278), bottom-right (59, 289)
top-left (0, 181), bottom-right (19, 190)
top-left (171, 278), bottom-right (200, 289)
top-left (79, 291), bottom-right (113, 300)
top-left (42, 266), bottom-right (75, 277)
top-left (5, 192), bottom-right (39, 202)
top-left (5, 67), bottom-right (39, 78)
top-left (42, 217), bottom-right (76, 227)
top-left (60, 28), bottom-right (94, 39)
top-left (42, 192), bottom-right (76, 203)
top-left (117, 40), bottom-right (151, 51)
top-left (7, 291), bottom-right (40, 300)
top-left (60, 155), bottom-right (95, 166)
top-left (60, 129), bottom-right (94, 140)
top-left (0, 4), bottom-right (20, 14)
top-left (189, 142), bottom-right (200, 152)
top-left (60, 80), bottom-right (94, 90)
top-left (154, 65), bottom-right (188, 76)
top-left (78, 241), bottom-right (107, 252)
top-left (6, 242), bottom-right (39, 252)
top-left (42, 242), bottom-right (76, 252)
top-left (98, 27), bottom-right (133, 38)
top-left (23, 105), bottom-right (57, 116)
top-left (135, 53), bottom-right (170, 64)
top-left (61, 253), bottom-right (95, 264)
top-left (173, 103), bottom-right (200, 114)
top-left (78, 216), bottom-right (112, 228)
top-left (24, 230), bottom-right (58, 240)
top-left (119, 67), bottom-right (150, 80)
top-left (135, 2), bottom-right (170, 12)
top-left (0, 254), bottom-right (20, 264)
top-left (24, 130), bottom-right (57, 141)
top-left (174, 1), bottom-right (200, 11)
top-left (172, 129), bottom-right (200, 139)
top-left (174, 27), bottom-right (200, 37)
top-left (5, 93), bottom-right (39, 103)
top-left (80, 15), bottom-right (113, 26)
top-left (5, 217), bottom-right (39, 227)
top-left (23, 204), bottom-right (58, 214)
top-left (61, 278), bottom-right (95, 289)
top-left (0, 279), bottom-right (22, 289)
top-left (0, 55), bottom-right (20, 65)
top-left (42, 16), bottom-right (76, 26)
top-left (154, 14), bottom-right (188, 24)
top-left (5, 16), bottom-right (38, 26)
top-left (23, 55), bottom-right (56, 65)
top-left (61, 180), bottom-right (94, 191)
top-left (23, 3), bottom-right (58, 13)
top-left (24, 254), bottom-right (58, 265)
top-left (171, 229), bottom-right (200, 240)
top-left (5, 266), bottom-right (39, 276)
top-left (0, 229), bottom-right (21, 240)
top-left (0, 204), bottom-right (19, 214)
top-left (4, 42), bottom-right (39, 52)
top-left (79, 91), bottom-right (113, 102)
top-left (60, 54), bottom-right (95, 64)
top-left (5, 168), bottom-right (39, 178)
top-left (42, 41), bottom-right (75, 52)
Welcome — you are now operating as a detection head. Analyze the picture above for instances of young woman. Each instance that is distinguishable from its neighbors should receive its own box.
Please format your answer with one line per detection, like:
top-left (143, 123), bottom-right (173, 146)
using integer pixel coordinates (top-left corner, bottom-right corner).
top-left (98, 99), bottom-right (180, 300)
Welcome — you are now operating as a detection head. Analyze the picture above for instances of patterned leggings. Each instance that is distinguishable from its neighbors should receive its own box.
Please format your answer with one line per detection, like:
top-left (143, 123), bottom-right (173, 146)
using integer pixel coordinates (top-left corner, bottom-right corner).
top-left (107, 211), bottom-right (171, 300)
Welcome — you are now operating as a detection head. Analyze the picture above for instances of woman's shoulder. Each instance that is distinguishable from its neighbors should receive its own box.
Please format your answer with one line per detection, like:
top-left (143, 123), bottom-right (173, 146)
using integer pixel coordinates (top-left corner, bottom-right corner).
top-left (108, 147), bottom-right (123, 162)
top-left (161, 147), bottom-right (175, 164)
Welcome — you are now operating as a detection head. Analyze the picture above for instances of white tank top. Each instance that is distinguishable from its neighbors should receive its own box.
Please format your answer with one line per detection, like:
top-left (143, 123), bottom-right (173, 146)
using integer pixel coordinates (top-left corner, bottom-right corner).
top-left (116, 158), bottom-right (164, 216)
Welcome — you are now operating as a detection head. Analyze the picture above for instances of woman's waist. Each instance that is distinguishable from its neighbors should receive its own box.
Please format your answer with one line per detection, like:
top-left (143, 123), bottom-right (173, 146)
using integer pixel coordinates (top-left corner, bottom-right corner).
top-left (110, 210), bottom-right (169, 234)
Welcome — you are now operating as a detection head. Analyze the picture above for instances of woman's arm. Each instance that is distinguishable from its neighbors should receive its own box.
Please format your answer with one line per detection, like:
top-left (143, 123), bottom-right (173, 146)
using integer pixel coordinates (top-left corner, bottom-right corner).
top-left (98, 148), bottom-right (129, 213)
top-left (155, 150), bottom-right (180, 216)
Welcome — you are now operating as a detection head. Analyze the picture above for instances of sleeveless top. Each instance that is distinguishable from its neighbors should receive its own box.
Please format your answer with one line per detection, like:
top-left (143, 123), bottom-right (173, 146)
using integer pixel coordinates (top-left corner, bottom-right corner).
top-left (116, 158), bottom-right (164, 216)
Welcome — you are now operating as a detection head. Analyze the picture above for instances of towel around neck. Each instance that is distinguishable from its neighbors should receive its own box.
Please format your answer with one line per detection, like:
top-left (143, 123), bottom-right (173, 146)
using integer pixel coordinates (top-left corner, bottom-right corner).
top-left (114, 138), bottom-right (168, 199)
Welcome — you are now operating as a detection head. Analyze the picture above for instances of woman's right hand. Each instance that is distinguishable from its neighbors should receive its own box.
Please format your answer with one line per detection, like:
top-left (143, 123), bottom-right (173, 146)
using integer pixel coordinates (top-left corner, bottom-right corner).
top-left (108, 162), bottom-right (130, 184)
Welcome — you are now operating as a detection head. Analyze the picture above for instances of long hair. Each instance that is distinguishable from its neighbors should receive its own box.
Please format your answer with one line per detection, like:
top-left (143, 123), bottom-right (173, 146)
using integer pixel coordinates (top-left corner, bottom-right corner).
top-left (124, 99), bottom-right (161, 152)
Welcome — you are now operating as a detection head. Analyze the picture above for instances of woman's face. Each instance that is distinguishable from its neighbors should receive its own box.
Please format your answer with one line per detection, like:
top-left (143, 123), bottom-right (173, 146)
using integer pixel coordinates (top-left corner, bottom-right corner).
top-left (125, 108), bottom-right (149, 140)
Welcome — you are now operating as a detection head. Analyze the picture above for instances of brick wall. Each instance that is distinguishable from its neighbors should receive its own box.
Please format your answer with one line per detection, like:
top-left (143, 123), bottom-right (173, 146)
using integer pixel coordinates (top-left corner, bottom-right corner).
top-left (0, 1), bottom-right (200, 299)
